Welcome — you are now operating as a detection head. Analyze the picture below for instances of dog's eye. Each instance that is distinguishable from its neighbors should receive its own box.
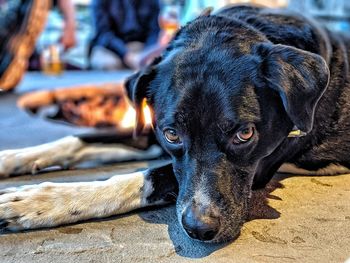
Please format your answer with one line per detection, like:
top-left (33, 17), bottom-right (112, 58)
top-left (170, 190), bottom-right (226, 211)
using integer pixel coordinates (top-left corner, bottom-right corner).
top-left (233, 127), bottom-right (254, 144)
top-left (164, 129), bottom-right (181, 144)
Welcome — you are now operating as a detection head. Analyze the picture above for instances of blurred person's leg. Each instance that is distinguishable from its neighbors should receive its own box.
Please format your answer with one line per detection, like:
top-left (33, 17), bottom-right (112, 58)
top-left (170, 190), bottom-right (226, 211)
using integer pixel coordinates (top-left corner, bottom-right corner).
top-left (0, 0), bottom-right (51, 91)
top-left (90, 46), bottom-right (124, 70)
top-left (127, 42), bottom-right (144, 53)
top-left (90, 42), bottom-right (144, 70)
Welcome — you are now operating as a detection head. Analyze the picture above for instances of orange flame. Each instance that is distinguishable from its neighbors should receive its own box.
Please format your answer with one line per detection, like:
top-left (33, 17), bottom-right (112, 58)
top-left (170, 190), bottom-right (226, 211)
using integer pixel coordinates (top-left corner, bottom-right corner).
top-left (120, 104), bottom-right (136, 128)
top-left (17, 84), bottom-right (153, 130)
top-left (120, 99), bottom-right (152, 129)
top-left (142, 99), bottom-right (153, 126)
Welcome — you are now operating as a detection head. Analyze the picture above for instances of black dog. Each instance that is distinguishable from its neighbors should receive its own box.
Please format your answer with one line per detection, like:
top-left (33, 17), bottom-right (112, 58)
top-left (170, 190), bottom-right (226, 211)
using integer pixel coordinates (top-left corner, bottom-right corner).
top-left (0, 5), bottom-right (349, 243)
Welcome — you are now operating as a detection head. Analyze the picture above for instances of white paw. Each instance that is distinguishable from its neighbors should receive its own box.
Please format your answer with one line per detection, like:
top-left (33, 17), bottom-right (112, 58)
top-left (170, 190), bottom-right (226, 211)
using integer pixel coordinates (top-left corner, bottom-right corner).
top-left (0, 136), bottom-right (83, 177)
top-left (0, 150), bottom-right (45, 177)
top-left (0, 171), bottom-right (153, 232)
top-left (0, 182), bottom-right (86, 231)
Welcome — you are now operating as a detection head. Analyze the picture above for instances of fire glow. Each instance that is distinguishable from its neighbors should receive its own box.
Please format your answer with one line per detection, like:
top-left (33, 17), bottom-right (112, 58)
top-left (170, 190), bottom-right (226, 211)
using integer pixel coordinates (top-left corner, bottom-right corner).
top-left (120, 99), bottom-right (152, 129)
top-left (17, 83), bottom-right (153, 131)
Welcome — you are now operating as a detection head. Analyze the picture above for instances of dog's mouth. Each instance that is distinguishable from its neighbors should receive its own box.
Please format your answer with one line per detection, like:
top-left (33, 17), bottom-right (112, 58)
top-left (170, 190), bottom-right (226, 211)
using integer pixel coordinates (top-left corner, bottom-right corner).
top-left (17, 83), bottom-right (152, 130)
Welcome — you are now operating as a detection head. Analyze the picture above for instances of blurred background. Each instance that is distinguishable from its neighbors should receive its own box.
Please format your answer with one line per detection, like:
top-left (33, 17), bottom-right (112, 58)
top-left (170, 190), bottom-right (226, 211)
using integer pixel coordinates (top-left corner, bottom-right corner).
top-left (2, 0), bottom-right (350, 137)
top-left (37, 0), bottom-right (350, 71)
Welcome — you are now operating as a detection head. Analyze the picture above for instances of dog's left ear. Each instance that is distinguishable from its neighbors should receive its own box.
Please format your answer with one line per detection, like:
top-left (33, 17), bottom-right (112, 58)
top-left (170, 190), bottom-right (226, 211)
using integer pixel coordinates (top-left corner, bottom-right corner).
top-left (125, 58), bottom-right (160, 136)
top-left (257, 43), bottom-right (330, 133)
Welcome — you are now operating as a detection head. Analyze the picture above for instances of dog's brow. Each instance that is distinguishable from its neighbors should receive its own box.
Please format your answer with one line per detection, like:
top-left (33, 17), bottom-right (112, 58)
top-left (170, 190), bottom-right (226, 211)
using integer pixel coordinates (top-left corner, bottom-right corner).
top-left (157, 116), bottom-right (176, 130)
top-left (217, 120), bottom-right (237, 135)
top-left (174, 112), bottom-right (186, 125)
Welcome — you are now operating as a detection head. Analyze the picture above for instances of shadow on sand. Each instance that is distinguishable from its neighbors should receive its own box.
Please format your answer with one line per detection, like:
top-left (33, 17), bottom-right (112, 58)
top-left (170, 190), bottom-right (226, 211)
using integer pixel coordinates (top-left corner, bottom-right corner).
top-left (139, 174), bottom-right (287, 259)
top-left (0, 169), bottom-right (289, 259)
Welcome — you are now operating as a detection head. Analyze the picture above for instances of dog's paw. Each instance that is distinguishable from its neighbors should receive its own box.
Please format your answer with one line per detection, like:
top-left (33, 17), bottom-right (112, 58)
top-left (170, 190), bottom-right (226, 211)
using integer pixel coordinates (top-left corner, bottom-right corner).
top-left (0, 183), bottom-right (83, 231)
top-left (0, 137), bottom-right (84, 177)
top-left (0, 149), bottom-right (44, 177)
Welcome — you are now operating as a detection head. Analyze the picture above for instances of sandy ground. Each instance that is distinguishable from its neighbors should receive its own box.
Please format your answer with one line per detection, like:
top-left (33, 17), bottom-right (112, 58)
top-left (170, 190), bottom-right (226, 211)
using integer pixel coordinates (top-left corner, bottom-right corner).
top-left (0, 72), bottom-right (349, 263)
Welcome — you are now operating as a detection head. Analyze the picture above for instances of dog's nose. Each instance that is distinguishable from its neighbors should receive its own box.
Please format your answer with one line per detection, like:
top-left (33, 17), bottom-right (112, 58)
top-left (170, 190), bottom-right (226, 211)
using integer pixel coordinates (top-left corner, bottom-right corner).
top-left (181, 205), bottom-right (220, 241)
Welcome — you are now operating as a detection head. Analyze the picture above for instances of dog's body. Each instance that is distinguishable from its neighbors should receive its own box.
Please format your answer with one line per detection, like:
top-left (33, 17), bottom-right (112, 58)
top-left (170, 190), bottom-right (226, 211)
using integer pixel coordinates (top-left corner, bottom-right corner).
top-left (0, 5), bottom-right (349, 242)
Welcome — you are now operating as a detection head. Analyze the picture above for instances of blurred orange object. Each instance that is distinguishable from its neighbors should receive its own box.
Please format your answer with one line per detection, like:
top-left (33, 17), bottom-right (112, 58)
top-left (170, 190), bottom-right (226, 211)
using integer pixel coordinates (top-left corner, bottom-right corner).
top-left (17, 83), bottom-right (138, 129)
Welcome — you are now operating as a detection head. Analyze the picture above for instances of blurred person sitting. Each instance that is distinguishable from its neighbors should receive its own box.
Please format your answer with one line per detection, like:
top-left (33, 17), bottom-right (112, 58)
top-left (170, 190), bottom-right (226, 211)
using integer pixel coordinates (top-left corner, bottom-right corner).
top-left (28, 0), bottom-right (77, 71)
top-left (89, 0), bottom-right (161, 70)
top-left (54, 0), bottom-right (77, 50)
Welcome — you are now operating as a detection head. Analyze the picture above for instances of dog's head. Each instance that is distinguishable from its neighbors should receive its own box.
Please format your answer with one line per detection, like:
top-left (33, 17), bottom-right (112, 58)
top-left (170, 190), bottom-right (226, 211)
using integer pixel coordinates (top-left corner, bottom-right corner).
top-left (126, 15), bottom-right (329, 242)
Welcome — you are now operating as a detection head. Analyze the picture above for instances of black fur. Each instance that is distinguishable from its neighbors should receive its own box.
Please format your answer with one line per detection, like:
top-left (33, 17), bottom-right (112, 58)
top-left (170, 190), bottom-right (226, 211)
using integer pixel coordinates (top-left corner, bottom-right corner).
top-left (145, 163), bottom-right (179, 204)
top-left (126, 5), bottom-right (350, 242)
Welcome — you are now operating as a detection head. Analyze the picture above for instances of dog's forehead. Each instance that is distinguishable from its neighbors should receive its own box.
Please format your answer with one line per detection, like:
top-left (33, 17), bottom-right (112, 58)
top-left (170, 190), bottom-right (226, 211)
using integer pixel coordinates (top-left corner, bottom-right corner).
top-left (157, 22), bottom-right (263, 88)
top-left (154, 74), bottom-right (261, 132)
top-left (172, 48), bottom-right (260, 89)
top-left (178, 84), bottom-right (260, 125)
top-left (153, 36), bottom-right (262, 129)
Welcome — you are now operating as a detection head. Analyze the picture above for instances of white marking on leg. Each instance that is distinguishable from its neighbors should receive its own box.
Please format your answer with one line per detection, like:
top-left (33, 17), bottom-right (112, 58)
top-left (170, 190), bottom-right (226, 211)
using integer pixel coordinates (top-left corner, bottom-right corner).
top-left (278, 163), bottom-right (350, 175)
top-left (0, 170), bottom-right (160, 230)
top-left (0, 136), bottom-right (84, 177)
top-left (72, 144), bottom-right (163, 164)
top-left (0, 136), bottom-right (163, 177)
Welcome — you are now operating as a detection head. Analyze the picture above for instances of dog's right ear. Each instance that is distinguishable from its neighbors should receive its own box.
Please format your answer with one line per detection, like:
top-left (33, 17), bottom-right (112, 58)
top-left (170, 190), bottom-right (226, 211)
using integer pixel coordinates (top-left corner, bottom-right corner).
top-left (125, 59), bottom-right (159, 136)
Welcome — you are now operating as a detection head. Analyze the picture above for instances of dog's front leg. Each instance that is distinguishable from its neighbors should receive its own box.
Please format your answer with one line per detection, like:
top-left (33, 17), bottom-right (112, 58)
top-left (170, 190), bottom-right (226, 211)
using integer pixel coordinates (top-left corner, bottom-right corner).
top-left (0, 136), bottom-right (163, 177)
top-left (0, 164), bottom-right (177, 231)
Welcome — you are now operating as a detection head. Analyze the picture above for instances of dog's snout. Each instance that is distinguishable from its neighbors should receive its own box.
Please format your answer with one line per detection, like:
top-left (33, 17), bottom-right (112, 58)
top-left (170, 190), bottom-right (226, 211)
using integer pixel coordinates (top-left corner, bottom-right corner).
top-left (181, 205), bottom-right (220, 241)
